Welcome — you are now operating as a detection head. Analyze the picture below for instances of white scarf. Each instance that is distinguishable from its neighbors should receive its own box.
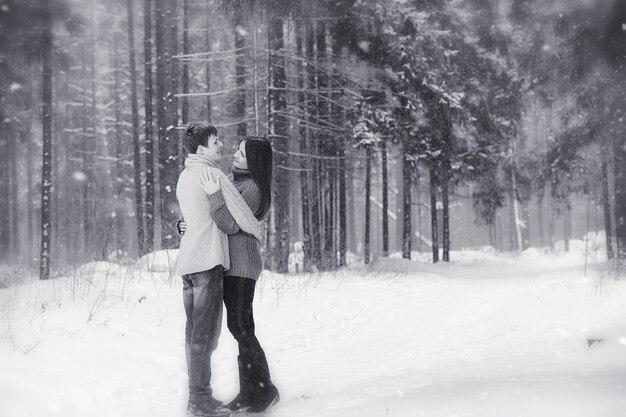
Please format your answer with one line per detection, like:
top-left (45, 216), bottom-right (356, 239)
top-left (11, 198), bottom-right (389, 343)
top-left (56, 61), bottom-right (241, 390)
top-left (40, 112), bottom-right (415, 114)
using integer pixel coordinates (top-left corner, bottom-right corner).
top-left (184, 153), bottom-right (263, 242)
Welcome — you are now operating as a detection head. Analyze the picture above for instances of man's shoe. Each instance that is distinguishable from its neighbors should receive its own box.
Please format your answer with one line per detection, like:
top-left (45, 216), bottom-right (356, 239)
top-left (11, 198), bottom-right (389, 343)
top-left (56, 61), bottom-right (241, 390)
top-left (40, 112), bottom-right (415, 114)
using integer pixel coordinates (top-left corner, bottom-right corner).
top-left (187, 403), bottom-right (230, 417)
top-left (187, 394), bottom-right (230, 417)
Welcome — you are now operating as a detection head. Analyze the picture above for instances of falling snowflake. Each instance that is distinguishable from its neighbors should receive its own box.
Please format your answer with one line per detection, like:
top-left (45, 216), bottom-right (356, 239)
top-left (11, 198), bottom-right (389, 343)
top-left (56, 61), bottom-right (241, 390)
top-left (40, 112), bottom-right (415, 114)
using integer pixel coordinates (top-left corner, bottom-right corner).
top-left (9, 82), bottom-right (22, 92)
top-left (73, 171), bottom-right (87, 182)
top-left (236, 26), bottom-right (248, 37)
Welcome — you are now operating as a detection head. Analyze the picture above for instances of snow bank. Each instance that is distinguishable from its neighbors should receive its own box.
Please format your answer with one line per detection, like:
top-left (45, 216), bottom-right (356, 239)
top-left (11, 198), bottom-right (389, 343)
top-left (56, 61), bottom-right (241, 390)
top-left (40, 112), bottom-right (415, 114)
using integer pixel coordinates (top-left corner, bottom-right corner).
top-left (136, 250), bottom-right (179, 273)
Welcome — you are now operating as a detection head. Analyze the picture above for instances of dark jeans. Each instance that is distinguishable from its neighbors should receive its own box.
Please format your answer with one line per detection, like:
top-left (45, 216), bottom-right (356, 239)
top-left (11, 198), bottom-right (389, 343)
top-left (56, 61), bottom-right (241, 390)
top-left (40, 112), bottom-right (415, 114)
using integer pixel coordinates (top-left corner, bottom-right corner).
top-left (223, 276), bottom-right (263, 356)
top-left (182, 266), bottom-right (224, 396)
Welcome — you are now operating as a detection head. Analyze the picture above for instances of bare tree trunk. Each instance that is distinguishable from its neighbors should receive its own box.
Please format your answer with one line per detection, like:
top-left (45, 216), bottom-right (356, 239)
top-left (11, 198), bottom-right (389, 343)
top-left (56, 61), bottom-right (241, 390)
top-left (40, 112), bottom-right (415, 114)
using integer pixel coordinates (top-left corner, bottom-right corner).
top-left (234, 10), bottom-right (247, 136)
top-left (563, 202), bottom-right (571, 252)
top-left (306, 21), bottom-right (321, 270)
top-left (364, 146), bottom-right (372, 264)
top-left (324, 166), bottom-right (336, 269)
top-left (267, 15), bottom-right (289, 272)
top-left (430, 164), bottom-right (439, 263)
top-left (338, 137), bottom-right (347, 267)
top-left (170, 2), bottom-right (181, 169)
top-left (0, 119), bottom-right (15, 261)
top-left (51, 74), bottom-right (60, 263)
top-left (537, 193), bottom-right (545, 247)
top-left (549, 173), bottom-right (556, 250)
top-left (330, 28), bottom-right (342, 269)
top-left (9, 121), bottom-right (19, 261)
top-left (416, 164), bottom-right (422, 253)
top-left (181, 0), bottom-right (189, 125)
top-left (90, 0), bottom-right (102, 259)
top-left (26, 123), bottom-right (34, 261)
top-left (441, 169), bottom-right (450, 262)
top-left (402, 140), bottom-right (411, 259)
top-left (113, 31), bottom-right (125, 255)
top-left (79, 47), bottom-right (89, 257)
top-left (317, 22), bottom-right (333, 271)
top-left (252, 16), bottom-right (260, 135)
top-left (144, 0), bottom-right (155, 253)
top-left (204, 2), bottom-right (212, 121)
top-left (0, 114), bottom-right (7, 262)
top-left (128, 0), bottom-right (145, 256)
top-left (440, 109), bottom-right (453, 261)
top-left (381, 135), bottom-right (389, 257)
top-left (510, 165), bottom-right (523, 251)
top-left (77, 1), bottom-right (99, 259)
top-left (613, 133), bottom-right (626, 261)
top-left (347, 151), bottom-right (356, 254)
top-left (264, 32), bottom-right (274, 270)
top-left (521, 201), bottom-right (530, 249)
top-left (508, 189), bottom-right (516, 251)
top-left (296, 21), bottom-right (311, 270)
top-left (40, 6), bottom-right (53, 280)
top-left (155, 0), bottom-right (168, 249)
top-left (156, 0), bottom-right (178, 249)
top-left (56, 70), bottom-right (73, 264)
top-left (601, 138), bottom-right (614, 259)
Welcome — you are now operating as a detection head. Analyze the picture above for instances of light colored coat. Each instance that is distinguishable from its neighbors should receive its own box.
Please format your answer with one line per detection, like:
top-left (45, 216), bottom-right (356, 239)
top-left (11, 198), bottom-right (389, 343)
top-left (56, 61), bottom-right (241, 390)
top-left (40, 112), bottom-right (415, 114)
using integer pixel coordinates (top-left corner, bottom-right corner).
top-left (175, 155), bottom-right (261, 276)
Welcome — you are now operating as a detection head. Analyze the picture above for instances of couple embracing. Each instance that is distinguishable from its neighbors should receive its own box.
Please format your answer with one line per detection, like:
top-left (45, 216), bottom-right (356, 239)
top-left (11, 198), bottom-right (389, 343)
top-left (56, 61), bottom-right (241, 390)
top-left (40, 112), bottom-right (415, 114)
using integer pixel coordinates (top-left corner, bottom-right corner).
top-left (175, 122), bottom-right (279, 417)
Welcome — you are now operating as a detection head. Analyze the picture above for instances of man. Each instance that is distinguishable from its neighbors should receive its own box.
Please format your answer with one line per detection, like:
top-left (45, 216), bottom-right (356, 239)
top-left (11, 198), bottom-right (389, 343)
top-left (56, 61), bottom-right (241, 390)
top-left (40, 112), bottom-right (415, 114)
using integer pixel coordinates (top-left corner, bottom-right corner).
top-left (176, 122), bottom-right (261, 417)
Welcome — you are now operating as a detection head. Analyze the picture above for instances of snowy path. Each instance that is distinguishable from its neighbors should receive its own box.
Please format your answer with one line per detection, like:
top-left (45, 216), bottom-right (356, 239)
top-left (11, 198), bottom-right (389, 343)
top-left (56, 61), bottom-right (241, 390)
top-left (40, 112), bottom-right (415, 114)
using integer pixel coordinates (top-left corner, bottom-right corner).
top-left (1, 255), bottom-right (625, 417)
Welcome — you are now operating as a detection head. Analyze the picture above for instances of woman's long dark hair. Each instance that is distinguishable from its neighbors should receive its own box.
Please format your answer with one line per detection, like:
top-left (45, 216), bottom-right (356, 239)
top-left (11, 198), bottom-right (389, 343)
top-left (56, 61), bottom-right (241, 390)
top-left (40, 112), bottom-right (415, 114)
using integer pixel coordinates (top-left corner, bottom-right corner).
top-left (244, 136), bottom-right (272, 220)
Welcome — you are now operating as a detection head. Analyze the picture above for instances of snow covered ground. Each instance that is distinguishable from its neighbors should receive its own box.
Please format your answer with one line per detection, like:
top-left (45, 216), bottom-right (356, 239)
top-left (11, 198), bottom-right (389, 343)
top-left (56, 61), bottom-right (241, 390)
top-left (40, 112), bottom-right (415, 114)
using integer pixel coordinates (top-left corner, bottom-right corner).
top-left (1, 241), bottom-right (625, 417)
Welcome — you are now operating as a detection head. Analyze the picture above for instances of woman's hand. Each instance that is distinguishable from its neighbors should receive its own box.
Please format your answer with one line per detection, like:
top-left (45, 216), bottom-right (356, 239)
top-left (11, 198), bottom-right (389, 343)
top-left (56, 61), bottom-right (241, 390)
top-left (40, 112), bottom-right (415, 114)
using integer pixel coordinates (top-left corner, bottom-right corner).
top-left (200, 169), bottom-right (221, 195)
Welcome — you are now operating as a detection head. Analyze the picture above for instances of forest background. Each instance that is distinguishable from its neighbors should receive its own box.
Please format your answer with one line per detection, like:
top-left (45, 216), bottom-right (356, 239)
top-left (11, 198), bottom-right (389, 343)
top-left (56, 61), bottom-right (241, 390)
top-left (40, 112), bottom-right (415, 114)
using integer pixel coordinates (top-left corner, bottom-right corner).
top-left (0, 0), bottom-right (625, 280)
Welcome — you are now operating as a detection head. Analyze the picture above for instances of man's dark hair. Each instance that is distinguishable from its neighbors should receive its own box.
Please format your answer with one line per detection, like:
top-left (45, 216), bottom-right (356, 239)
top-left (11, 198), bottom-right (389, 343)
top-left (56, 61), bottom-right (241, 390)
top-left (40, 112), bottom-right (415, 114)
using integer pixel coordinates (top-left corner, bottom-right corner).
top-left (183, 122), bottom-right (218, 154)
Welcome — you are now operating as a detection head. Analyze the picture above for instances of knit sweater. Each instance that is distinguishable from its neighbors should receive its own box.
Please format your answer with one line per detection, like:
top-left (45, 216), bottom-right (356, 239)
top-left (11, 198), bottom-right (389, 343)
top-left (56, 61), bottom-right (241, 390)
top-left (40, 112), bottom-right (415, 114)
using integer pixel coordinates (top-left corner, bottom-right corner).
top-left (207, 168), bottom-right (264, 280)
top-left (175, 156), bottom-right (261, 276)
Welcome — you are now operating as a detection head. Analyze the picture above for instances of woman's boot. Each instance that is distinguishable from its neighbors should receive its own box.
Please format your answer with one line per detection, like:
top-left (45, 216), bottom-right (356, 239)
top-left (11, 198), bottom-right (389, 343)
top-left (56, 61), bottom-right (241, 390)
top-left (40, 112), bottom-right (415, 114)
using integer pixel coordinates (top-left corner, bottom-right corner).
top-left (247, 349), bottom-right (280, 413)
top-left (225, 355), bottom-right (253, 412)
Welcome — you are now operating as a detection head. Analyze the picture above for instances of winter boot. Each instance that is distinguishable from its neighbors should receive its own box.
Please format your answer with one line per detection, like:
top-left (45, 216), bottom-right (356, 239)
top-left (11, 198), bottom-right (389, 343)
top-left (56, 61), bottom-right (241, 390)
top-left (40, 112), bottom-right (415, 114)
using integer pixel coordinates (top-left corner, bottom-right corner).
top-left (187, 394), bottom-right (230, 417)
top-left (247, 349), bottom-right (280, 413)
top-left (225, 355), bottom-right (253, 412)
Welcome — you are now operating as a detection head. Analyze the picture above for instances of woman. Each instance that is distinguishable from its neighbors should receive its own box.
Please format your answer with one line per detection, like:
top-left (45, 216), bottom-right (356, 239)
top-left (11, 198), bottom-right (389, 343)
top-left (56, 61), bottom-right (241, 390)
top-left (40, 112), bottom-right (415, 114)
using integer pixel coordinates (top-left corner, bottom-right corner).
top-left (179, 136), bottom-right (279, 413)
